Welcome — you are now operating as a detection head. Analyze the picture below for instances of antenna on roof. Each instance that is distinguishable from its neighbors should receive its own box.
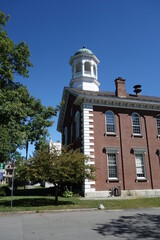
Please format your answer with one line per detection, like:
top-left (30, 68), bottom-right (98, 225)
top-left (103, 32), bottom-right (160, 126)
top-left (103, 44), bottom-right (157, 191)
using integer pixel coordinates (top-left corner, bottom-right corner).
top-left (133, 84), bottom-right (142, 96)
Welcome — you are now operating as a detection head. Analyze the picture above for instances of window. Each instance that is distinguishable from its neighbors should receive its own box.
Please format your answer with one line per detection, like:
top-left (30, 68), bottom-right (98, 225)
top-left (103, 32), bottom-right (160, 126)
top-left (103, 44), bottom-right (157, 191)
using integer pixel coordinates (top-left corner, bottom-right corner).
top-left (76, 62), bottom-right (81, 73)
top-left (133, 148), bottom-right (147, 180)
top-left (156, 115), bottom-right (160, 136)
top-left (93, 65), bottom-right (96, 76)
top-left (106, 111), bottom-right (115, 134)
top-left (108, 153), bottom-right (118, 179)
top-left (106, 148), bottom-right (119, 180)
top-left (84, 62), bottom-right (91, 72)
top-left (132, 113), bottom-right (141, 135)
top-left (135, 154), bottom-right (146, 179)
top-left (64, 127), bottom-right (67, 146)
top-left (75, 111), bottom-right (80, 139)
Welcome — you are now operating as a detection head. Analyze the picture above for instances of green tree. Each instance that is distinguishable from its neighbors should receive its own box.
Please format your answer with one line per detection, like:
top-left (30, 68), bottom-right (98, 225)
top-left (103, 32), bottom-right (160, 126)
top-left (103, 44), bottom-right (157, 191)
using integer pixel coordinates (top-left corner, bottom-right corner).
top-left (0, 10), bottom-right (32, 161)
top-left (0, 82), bottom-right (56, 161)
top-left (24, 98), bottom-right (56, 159)
top-left (30, 147), bottom-right (95, 205)
top-left (0, 11), bottom-right (32, 88)
top-left (0, 85), bottom-right (30, 160)
top-left (14, 155), bottom-right (30, 189)
top-left (0, 11), bottom-right (57, 161)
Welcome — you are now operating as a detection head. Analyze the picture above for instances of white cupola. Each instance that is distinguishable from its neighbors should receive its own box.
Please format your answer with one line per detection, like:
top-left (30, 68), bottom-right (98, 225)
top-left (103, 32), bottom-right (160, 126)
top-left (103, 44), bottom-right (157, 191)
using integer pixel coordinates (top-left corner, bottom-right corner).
top-left (69, 46), bottom-right (100, 91)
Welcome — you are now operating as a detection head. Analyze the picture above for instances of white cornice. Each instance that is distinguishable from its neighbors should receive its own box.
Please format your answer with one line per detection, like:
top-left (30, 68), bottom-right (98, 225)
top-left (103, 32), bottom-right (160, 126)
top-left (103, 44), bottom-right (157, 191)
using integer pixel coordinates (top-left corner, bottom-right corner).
top-left (69, 53), bottom-right (99, 65)
top-left (74, 95), bottom-right (160, 112)
top-left (70, 76), bottom-right (100, 88)
top-left (57, 87), bottom-right (82, 132)
top-left (57, 88), bottom-right (160, 133)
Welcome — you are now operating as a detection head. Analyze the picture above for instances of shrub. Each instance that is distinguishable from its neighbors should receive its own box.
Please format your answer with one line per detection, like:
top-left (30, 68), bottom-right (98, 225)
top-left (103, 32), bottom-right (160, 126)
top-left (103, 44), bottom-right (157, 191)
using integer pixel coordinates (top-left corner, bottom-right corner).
top-left (63, 189), bottom-right (73, 198)
top-left (0, 186), bottom-right (11, 196)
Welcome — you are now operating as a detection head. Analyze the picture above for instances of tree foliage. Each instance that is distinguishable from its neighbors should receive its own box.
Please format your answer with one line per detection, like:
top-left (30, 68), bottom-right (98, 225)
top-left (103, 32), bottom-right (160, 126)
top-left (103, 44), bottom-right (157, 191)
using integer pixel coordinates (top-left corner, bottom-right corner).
top-left (0, 11), bottom-right (32, 88)
top-left (0, 11), bottom-right (57, 161)
top-left (29, 147), bottom-right (95, 204)
top-left (0, 76), bottom-right (56, 161)
top-left (14, 155), bottom-right (30, 189)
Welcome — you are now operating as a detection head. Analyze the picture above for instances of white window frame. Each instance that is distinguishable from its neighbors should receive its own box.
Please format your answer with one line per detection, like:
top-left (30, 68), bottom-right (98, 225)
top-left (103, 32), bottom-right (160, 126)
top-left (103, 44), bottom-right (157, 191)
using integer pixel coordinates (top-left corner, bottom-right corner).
top-left (106, 148), bottom-right (119, 181)
top-left (132, 112), bottom-right (142, 136)
top-left (105, 111), bottom-right (116, 135)
top-left (76, 62), bottom-right (81, 73)
top-left (156, 115), bottom-right (160, 137)
top-left (74, 111), bottom-right (80, 139)
top-left (133, 148), bottom-right (147, 180)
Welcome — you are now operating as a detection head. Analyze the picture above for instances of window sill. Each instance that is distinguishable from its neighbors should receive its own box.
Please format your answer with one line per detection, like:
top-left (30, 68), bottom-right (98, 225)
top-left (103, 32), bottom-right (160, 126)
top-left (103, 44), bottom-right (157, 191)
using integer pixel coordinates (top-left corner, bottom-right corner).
top-left (105, 132), bottom-right (117, 137)
top-left (106, 178), bottom-right (120, 183)
top-left (135, 178), bottom-right (148, 182)
top-left (131, 134), bottom-right (144, 138)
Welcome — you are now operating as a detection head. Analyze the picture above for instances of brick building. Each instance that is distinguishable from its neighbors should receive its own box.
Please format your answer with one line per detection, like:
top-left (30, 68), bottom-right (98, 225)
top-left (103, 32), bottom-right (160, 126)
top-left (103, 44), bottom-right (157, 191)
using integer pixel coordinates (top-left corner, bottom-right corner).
top-left (57, 47), bottom-right (160, 198)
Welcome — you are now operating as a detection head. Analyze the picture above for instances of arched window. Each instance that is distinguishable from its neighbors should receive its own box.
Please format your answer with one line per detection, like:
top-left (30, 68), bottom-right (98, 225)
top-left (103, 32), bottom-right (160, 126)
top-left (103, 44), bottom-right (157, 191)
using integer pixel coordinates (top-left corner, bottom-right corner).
top-left (76, 62), bottom-right (81, 73)
top-left (156, 115), bottom-right (160, 136)
top-left (75, 111), bottom-right (80, 139)
top-left (84, 62), bottom-right (91, 72)
top-left (106, 111), bottom-right (115, 133)
top-left (132, 113), bottom-right (141, 135)
top-left (64, 127), bottom-right (67, 146)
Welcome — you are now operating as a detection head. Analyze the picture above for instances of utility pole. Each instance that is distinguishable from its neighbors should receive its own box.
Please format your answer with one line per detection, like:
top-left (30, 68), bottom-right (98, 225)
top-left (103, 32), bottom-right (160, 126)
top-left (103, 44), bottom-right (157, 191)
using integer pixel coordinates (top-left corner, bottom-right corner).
top-left (11, 159), bottom-right (15, 209)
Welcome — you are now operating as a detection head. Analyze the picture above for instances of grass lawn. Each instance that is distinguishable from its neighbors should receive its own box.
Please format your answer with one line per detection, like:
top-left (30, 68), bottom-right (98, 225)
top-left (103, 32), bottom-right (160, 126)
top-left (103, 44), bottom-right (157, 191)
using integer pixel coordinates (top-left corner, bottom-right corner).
top-left (0, 196), bottom-right (160, 212)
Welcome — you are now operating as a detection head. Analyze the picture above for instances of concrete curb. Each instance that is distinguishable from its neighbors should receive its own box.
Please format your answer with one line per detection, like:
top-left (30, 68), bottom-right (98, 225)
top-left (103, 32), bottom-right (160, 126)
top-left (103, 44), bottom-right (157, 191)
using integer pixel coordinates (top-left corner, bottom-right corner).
top-left (1, 206), bottom-right (160, 216)
top-left (0, 208), bottom-right (98, 216)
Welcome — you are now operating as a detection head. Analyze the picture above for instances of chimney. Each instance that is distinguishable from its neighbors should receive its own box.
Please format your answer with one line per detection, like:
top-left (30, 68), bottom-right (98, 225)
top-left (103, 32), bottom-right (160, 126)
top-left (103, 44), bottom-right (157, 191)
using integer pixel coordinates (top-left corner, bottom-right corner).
top-left (115, 77), bottom-right (127, 98)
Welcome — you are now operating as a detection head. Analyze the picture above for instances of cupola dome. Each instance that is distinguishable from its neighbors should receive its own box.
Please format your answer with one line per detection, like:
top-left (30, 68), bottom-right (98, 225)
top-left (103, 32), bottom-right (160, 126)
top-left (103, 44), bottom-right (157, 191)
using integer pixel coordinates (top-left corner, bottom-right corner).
top-left (74, 46), bottom-right (94, 56)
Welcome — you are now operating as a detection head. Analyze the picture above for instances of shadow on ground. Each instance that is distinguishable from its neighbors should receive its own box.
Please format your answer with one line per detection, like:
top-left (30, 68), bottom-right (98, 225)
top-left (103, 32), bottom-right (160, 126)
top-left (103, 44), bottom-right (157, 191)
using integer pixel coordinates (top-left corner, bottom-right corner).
top-left (0, 198), bottom-right (74, 207)
top-left (93, 213), bottom-right (160, 239)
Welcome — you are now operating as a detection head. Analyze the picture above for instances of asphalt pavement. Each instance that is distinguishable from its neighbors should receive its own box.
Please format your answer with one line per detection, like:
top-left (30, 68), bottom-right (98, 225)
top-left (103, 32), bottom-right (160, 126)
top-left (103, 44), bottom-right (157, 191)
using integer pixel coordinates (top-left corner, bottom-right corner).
top-left (0, 208), bottom-right (160, 240)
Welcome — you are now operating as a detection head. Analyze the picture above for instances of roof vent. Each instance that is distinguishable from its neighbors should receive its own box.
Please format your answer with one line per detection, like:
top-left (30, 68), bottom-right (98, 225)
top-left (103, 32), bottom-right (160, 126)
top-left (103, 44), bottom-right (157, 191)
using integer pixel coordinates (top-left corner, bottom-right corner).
top-left (133, 84), bottom-right (142, 96)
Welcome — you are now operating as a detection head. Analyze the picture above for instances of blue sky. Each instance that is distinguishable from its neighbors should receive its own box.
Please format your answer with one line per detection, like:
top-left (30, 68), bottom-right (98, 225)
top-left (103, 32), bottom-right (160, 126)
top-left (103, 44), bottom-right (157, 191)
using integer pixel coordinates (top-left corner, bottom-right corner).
top-left (1, 0), bottom-right (160, 154)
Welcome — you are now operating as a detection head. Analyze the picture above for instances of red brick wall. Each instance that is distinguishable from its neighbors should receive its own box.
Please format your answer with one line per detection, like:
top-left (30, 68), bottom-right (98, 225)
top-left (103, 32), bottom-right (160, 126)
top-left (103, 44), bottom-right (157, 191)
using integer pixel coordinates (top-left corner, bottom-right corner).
top-left (144, 115), bottom-right (160, 189)
top-left (61, 92), bottom-right (160, 192)
top-left (93, 106), bottom-right (160, 191)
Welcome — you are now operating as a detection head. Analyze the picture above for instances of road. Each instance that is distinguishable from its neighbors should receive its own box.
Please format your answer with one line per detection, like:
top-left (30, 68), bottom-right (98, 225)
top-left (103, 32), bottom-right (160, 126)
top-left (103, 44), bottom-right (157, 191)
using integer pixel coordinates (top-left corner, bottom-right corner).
top-left (0, 208), bottom-right (160, 240)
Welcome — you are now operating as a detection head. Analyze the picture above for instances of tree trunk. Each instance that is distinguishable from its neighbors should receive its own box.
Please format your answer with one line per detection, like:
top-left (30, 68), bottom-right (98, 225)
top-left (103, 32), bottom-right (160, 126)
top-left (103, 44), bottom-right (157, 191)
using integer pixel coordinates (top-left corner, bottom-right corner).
top-left (26, 140), bottom-right (28, 160)
top-left (55, 185), bottom-right (59, 205)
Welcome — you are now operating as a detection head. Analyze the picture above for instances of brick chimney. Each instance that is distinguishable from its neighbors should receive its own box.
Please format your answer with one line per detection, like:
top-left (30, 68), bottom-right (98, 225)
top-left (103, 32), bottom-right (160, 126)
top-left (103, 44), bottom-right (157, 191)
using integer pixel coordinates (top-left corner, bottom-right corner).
top-left (115, 77), bottom-right (127, 98)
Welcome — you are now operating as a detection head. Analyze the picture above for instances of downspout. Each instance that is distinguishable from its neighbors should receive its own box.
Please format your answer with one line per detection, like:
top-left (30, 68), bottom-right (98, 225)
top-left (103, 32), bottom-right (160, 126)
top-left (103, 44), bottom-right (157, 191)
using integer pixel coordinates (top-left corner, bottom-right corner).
top-left (118, 114), bottom-right (125, 190)
top-left (143, 116), bottom-right (153, 189)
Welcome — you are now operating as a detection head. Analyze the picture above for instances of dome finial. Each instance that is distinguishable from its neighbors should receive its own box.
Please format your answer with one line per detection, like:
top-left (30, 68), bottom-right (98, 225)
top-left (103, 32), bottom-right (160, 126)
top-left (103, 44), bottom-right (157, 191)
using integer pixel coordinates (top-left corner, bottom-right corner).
top-left (83, 45), bottom-right (86, 49)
